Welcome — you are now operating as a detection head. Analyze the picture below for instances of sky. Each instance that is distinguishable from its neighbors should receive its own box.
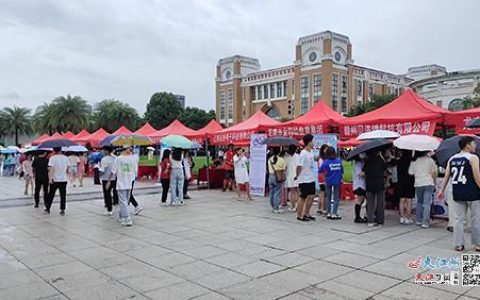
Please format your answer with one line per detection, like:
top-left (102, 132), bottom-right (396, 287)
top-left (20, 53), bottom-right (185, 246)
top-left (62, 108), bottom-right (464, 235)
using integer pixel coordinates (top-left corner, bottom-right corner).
top-left (1, 0), bottom-right (479, 114)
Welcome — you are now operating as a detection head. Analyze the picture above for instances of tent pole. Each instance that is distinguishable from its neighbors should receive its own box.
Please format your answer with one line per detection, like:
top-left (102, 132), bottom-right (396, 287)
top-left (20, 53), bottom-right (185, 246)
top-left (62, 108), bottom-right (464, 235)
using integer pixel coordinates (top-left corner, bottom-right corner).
top-left (205, 138), bottom-right (210, 190)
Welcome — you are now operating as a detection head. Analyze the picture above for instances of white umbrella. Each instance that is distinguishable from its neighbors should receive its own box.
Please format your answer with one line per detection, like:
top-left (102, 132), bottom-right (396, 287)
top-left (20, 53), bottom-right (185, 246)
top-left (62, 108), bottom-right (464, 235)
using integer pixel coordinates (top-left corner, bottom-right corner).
top-left (7, 146), bottom-right (19, 151)
top-left (357, 130), bottom-right (400, 141)
top-left (393, 134), bottom-right (441, 151)
top-left (63, 145), bottom-right (88, 152)
top-left (146, 146), bottom-right (155, 151)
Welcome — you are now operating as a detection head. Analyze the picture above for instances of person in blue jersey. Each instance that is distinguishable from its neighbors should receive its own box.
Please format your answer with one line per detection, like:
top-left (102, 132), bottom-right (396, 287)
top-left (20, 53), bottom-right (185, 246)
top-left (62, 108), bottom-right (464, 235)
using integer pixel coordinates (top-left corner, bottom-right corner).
top-left (438, 136), bottom-right (480, 252)
top-left (319, 147), bottom-right (344, 220)
top-left (408, 151), bottom-right (437, 229)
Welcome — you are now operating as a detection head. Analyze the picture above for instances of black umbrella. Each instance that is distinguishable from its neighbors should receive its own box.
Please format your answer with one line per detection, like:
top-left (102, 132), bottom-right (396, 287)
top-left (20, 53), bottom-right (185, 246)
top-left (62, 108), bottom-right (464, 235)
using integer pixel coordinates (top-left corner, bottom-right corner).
top-left (435, 135), bottom-right (480, 167)
top-left (38, 138), bottom-right (76, 149)
top-left (466, 118), bottom-right (480, 128)
top-left (346, 138), bottom-right (392, 161)
top-left (265, 136), bottom-right (300, 146)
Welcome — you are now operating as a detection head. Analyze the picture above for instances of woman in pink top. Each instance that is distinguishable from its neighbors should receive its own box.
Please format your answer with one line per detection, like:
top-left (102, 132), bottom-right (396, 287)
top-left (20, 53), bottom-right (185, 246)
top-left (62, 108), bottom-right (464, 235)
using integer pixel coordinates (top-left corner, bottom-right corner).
top-left (78, 153), bottom-right (87, 187)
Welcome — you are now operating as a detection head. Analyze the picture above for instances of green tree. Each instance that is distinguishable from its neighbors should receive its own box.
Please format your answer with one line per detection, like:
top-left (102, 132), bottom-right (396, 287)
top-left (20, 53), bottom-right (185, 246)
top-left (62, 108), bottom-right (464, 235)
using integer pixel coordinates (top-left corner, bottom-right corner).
top-left (179, 107), bottom-right (216, 130)
top-left (92, 99), bottom-right (141, 132)
top-left (463, 83), bottom-right (480, 109)
top-left (348, 94), bottom-right (396, 117)
top-left (33, 102), bottom-right (57, 135)
top-left (144, 92), bottom-right (184, 129)
top-left (0, 106), bottom-right (32, 146)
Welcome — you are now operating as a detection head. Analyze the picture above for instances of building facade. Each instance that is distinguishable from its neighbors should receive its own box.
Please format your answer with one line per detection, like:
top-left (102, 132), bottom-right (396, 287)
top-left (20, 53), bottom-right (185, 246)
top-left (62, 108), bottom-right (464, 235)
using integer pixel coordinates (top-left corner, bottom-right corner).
top-left (174, 94), bottom-right (186, 109)
top-left (215, 31), bottom-right (413, 126)
top-left (409, 68), bottom-right (480, 111)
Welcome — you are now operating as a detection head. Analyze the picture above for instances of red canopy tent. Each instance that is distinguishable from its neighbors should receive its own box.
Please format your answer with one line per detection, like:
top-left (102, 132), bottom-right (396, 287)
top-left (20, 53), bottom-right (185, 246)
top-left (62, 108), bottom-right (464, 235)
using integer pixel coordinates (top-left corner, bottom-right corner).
top-left (150, 120), bottom-right (197, 143)
top-left (62, 131), bottom-right (75, 139)
top-left (72, 129), bottom-right (91, 144)
top-left (191, 119), bottom-right (223, 140)
top-left (45, 132), bottom-right (63, 141)
top-left (444, 107), bottom-right (480, 134)
top-left (77, 128), bottom-right (110, 147)
top-left (337, 138), bottom-right (363, 148)
top-left (31, 134), bottom-right (50, 145)
top-left (271, 100), bottom-right (346, 137)
top-left (339, 89), bottom-right (447, 138)
top-left (211, 111), bottom-right (281, 145)
top-left (134, 122), bottom-right (157, 136)
top-left (112, 125), bottom-right (133, 135)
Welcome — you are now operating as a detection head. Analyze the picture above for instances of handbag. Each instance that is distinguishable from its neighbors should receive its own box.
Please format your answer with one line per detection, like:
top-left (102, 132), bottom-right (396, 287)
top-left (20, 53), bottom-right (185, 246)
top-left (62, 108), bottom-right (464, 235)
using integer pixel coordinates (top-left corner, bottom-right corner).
top-left (269, 159), bottom-right (286, 183)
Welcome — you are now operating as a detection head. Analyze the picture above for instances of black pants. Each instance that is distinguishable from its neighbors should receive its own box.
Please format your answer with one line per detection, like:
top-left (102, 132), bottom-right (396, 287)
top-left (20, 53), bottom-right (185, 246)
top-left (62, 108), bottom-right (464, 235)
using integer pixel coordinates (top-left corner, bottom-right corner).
top-left (129, 181), bottom-right (138, 207)
top-left (46, 182), bottom-right (67, 211)
top-left (102, 180), bottom-right (116, 212)
top-left (183, 177), bottom-right (189, 196)
top-left (161, 179), bottom-right (170, 202)
top-left (34, 179), bottom-right (49, 206)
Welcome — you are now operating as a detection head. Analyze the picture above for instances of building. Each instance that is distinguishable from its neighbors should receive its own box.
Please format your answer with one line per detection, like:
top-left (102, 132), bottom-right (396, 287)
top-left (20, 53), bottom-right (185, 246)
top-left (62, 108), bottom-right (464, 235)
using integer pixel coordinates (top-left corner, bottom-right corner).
top-left (174, 94), bottom-right (185, 109)
top-left (406, 65), bottom-right (447, 81)
top-left (409, 68), bottom-right (480, 111)
top-left (215, 31), bottom-right (413, 126)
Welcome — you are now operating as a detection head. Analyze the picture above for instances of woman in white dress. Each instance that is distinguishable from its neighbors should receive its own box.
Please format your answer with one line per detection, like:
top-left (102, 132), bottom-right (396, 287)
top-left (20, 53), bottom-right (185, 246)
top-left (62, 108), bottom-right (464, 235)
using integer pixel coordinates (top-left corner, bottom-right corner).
top-left (233, 148), bottom-right (253, 200)
top-left (284, 145), bottom-right (299, 212)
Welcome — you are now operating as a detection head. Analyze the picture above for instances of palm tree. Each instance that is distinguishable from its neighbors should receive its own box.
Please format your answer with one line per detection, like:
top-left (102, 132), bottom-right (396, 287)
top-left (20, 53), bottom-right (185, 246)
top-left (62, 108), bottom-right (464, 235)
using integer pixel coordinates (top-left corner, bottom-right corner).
top-left (0, 106), bottom-right (32, 146)
top-left (92, 99), bottom-right (140, 132)
top-left (50, 95), bottom-right (92, 133)
top-left (33, 102), bottom-right (57, 135)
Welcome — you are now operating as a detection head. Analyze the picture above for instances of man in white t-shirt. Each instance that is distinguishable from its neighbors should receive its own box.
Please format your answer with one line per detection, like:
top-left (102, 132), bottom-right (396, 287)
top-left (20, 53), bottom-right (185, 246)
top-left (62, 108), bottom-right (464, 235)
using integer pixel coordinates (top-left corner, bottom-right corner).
top-left (45, 147), bottom-right (69, 215)
top-left (108, 145), bottom-right (138, 226)
top-left (295, 134), bottom-right (317, 222)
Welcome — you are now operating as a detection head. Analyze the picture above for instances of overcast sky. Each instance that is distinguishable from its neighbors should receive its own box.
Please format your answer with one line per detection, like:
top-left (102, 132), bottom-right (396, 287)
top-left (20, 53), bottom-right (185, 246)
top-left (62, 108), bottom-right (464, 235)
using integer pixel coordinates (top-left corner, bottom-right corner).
top-left (1, 0), bottom-right (479, 114)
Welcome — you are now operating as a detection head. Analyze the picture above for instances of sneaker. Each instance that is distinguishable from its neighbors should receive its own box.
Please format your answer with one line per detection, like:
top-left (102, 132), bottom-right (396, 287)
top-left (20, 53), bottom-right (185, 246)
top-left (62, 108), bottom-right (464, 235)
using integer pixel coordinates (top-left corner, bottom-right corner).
top-left (331, 214), bottom-right (342, 220)
top-left (179, 201), bottom-right (185, 206)
top-left (288, 207), bottom-right (296, 212)
top-left (272, 209), bottom-right (280, 214)
top-left (183, 195), bottom-right (191, 200)
top-left (59, 210), bottom-right (65, 216)
top-left (405, 219), bottom-right (414, 225)
top-left (446, 226), bottom-right (453, 232)
top-left (415, 222), bottom-right (422, 226)
top-left (121, 218), bottom-right (133, 226)
top-left (326, 213), bottom-right (332, 219)
top-left (104, 210), bottom-right (113, 216)
top-left (367, 223), bottom-right (377, 227)
top-left (354, 217), bottom-right (367, 223)
top-left (305, 215), bottom-right (316, 221)
top-left (400, 217), bottom-right (406, 224)
top-left (278, 209), bottom-right (285, 214)
top-left (421, 224), bottom-right (430, 229)
top-left (43, 208), bottom-right (50, 214)
top-left (134, 206), bottom-right (143, 215)
top-left (34, 204), bottom-right (39, 208)
top-left (297, 216), bottom-right (310, 221)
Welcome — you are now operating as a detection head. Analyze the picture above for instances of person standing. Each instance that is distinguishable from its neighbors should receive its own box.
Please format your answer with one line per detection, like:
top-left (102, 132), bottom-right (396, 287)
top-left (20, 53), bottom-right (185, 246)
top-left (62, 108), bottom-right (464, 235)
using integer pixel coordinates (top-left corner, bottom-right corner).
top-left (352, 154), bottom-right (367, 223)
top-left (285, 145), bottom-right (299, 212)
top-left (45, 147), bottom-right (68, 215)
top-left (32, 151), bottom-right (49, 208)
top-left (317, 144), bottom-right (329, 215)
top-left (78, 153), bottom-right (87, 187)
top-left (295, 134), bottom-right (317, 222)
top-left (438, 136), bottom-right (480, 252)
top-left (159, 149), bottom-right (171, 204)
top-left (22, 154), bottom-right (34, 195)
top-left (409, 151), bottom-right (437, 229)
top-left (99, 146), bottom-right (116, 216)
top-left (108, 145), bottom-right (137, 226)
top-left (234, 148), bottom-right (252, 200)
top-left (183, 151), bottom-right (193, 200)
top-left (67, 153), bottom-right (79, 187)
top-left (396, 150), bottom-right (415, 225)
top-left (319, 147), bottom-right (344, 219)
top-left (170, 147), bottom-right (185, 206)
top-left (268, 147), bottom-right (286, 213)
top-left (363, 149), bottom-right (387, 227)
top-left (223, 144), bottom-right (235, 192)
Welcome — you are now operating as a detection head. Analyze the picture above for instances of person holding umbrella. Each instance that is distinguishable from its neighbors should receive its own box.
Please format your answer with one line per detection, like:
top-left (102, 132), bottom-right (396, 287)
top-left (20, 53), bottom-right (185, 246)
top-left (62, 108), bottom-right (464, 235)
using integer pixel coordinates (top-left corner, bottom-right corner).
top-left (170, 147), bottom-right (185, 206)
top-left (438, 136), bottom-right (480, 252)
top-left (363, 149), bottom-right (388, 227)
top-left (159, 149), bottom-right (171, 204)
top-left (108, 145), bottom-right (137, 226)
top-left (45, 147), bottom-right (69, 215)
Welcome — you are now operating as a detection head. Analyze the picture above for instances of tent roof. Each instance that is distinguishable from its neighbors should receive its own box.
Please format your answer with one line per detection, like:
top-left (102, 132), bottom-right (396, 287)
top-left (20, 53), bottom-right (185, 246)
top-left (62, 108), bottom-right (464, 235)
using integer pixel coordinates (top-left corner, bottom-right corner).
top-left (340, 89), bottom-right (446, 125)
top-left (134, 122), bottom-right (157, 136)
top-left (151, 120), bottom-right (197, 139)
top-left (46, 132), bottom-right (63, 140)
top-left (193, 119), bottom-right (224, 138)
top-left (72, 129), bottom-right (91, 142)
top-left (284, 100), bottom-right (346, 127)
top-left (31, 134), bottom-right (50, 145)
top-left (78, 128), bottom-right (110, 145)
top-left (444, 107), bottom-right (480, 134)
top-left (112, 125), bottom-right (133, 135)
top-left (217, 111), bottom-right (281, 134)
top-left (62, 131), bottom-right (75, 139)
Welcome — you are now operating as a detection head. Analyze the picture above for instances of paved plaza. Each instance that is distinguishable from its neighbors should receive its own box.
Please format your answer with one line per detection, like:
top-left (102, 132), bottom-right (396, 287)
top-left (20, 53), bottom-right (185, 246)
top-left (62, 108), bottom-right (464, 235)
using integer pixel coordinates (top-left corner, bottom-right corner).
top-left (0, 178), bottom-right (479, 300)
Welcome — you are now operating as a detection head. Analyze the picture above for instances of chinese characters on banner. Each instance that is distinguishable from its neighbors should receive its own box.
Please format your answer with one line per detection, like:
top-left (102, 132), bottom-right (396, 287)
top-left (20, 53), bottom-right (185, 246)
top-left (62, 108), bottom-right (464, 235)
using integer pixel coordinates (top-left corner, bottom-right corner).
top-left (457, 115), bottom-right (480, 134)
top-left (341, 121), bottom-right (435, 138)
top-left (248, 134), bottom-right (267, 197)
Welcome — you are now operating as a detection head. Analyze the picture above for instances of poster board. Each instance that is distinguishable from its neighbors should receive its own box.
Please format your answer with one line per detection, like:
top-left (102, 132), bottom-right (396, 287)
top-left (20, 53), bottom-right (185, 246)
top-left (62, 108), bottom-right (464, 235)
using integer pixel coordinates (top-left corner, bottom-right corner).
top-left (249, 134), bottom-right (267, 197)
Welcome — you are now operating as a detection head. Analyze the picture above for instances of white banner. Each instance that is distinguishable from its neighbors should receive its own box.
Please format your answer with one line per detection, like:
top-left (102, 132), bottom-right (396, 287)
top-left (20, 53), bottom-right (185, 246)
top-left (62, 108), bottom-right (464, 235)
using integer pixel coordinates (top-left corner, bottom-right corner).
top-left (249, 134), bottom-right (267, 197)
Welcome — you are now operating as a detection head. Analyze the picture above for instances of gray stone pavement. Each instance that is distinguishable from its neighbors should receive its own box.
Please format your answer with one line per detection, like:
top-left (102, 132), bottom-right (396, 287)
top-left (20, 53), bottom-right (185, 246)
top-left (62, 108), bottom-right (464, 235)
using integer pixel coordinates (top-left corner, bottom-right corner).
top-left (0, 181), bottom-right (479, 299)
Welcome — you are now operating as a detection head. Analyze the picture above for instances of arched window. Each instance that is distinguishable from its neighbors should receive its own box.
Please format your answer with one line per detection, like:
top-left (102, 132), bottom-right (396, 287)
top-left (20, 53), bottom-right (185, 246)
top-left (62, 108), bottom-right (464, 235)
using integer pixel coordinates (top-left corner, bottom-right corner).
top-left (448, 98), bottom-right (464, 111)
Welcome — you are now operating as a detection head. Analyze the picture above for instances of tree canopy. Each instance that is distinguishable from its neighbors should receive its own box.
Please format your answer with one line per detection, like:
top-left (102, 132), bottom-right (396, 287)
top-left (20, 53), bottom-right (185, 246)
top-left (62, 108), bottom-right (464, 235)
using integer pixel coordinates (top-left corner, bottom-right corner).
top-left (144, 92), bottom-right (184, 129)
top-left (92, 99), bottom-right (142, 132)
top-left (463, 83), bottom-right (480, 109)
top-left (179, 107), bottom-right (216, 130)
top-left (0, 106), bottom-right (32, 145)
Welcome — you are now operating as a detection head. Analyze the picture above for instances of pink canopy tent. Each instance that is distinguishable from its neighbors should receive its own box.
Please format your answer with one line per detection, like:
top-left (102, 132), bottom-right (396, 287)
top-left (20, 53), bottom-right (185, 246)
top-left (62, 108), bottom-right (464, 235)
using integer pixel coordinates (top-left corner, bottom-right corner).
top-left (150, 120), bottom-right (197, 143)
top-left (62, 131), bottom-right (75, 139)
top-left (45, 132), bottom-right (63, 141)
top-left (71, 129), bottom-right (91, 144)
top-left (31, 134), bottom-right (50, 146)
top-left (270, 100), bottom-right (346, 137)
top-left (338, 89), bottom-right (447, 138)
top-left (77, 128), bottom-right (110, 147)
top-left (211, 111), bottom-right (281, 145)
top-left (134, 122), bottom-right (157, 136)
top-left (112, 125), bottom-right (133, 135)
